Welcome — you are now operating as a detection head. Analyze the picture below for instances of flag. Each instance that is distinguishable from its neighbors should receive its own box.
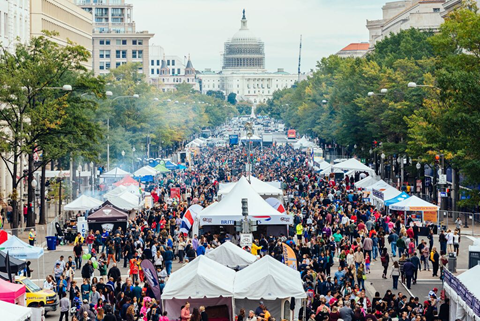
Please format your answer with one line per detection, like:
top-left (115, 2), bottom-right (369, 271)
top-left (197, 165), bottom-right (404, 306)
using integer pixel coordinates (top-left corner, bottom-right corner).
top-left (265, 197), bottom-right (286, 213)
top-left (170, 187), bottom-right (181, 200)
top-left (180, 204), bottom-right (203, 234)
top-left (5, 252), bottom-right (12, 282)
top-left (140, 259), bottom-right (162, 309)
top-left (282, 243), bottom-right (297, 270)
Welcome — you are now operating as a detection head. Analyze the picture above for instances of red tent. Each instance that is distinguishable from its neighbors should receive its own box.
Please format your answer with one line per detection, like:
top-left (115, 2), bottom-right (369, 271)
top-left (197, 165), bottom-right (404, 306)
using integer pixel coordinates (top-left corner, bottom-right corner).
top-left (0, 278), bottom-right (26, 303)
top-left (113, 175), bottom-right (139, 187)
top-left (0, 230), bottom-right (8, 245)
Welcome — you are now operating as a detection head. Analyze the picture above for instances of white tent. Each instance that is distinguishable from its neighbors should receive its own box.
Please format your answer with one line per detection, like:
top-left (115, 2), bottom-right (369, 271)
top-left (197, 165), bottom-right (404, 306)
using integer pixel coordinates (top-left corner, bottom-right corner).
top-left (389, 195), bottom-right (439, 211)
top-left (0, 300), bottom-right (32, 321)
top-left (293, 136), bottom-right (316, 150)
top-left (354, 176), bottom-right (377, 189)
top-left (106, 191), bottom-right (142, 210)
top-left (205, 241), bottom-right (257, 269)
top-left (100, 167), bottom-right (130, 178)
top-left (163, 256), bottom-right (236, 320)
top-left (0, 236), bottom-right (44, 259)
top-left (198, 177), bottom-right (291, 226)
top-left (366, 179), bottom-right (391, 191)
top-left (133, 166), bottom-right (157, 177)
top-left (104, 185), bottom-right (128, 199)
top-left (186, 138), bottom-right (206, 148)
top-left (444, 265), bottom-right (480, 321)
top-left (332, 158), bottom-right (374, 174)
top-left (314, 161), bottom-right (332, 172)
top-left (234, 256), bottom-right (306, 321)
top-left (218, 176), bottom-right (283, 198)
top-left (240, 134), bottom-right (262, 141)
top-left (64, 195), bottom-right (103, 211)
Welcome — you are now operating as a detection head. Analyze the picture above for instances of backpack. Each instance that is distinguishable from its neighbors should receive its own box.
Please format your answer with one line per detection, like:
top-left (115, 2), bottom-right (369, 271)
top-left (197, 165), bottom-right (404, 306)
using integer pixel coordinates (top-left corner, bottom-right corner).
top-left (381, 255), bottom-right (387, 265)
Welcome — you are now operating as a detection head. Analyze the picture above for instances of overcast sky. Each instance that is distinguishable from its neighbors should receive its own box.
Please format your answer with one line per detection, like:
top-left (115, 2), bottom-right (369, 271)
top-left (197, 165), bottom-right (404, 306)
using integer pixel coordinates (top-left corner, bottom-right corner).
top-left (133, 0), bottom-right (387, 73)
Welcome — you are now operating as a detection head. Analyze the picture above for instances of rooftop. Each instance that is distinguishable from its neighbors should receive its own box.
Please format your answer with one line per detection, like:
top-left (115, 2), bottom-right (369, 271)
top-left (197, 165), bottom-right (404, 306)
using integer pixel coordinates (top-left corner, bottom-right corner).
top-left (340, 43), bottom-right (370, 51)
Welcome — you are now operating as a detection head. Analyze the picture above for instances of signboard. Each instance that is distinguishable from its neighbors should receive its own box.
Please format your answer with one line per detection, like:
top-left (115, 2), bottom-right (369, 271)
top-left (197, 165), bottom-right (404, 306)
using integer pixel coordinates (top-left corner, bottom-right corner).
top-left (372, 189), bottom-right (384, 201)
top-left (240, 233), bottom-right (253, 248)
top-left (229, 134), bottom-right (239, 145)
top-left (170, 187), bottom-right (181, 200)
top-left (439, 174), bottom-right (447, 185)
top-left (282, 243), bottom-right (297, 270)
top-left (200, 215), bottom-right (291, 226)
top-left (77, 218), bottom-right (89, 238)
top-left (425, 177), bottom-right (432, 187)
top-left (469, 251), bottom-right (480, 269)
top-left (416, 180), bottom-right (422, 193)
top-left (424, 211), bottom-right (438, 224)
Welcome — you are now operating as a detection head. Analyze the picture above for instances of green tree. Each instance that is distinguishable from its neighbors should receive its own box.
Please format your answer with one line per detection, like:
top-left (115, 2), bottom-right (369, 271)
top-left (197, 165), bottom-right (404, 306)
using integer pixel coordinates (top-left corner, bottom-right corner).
top-left (227, 92), bottom-right (237, 105)
top-left (206, 90), bottom-right (225, 101)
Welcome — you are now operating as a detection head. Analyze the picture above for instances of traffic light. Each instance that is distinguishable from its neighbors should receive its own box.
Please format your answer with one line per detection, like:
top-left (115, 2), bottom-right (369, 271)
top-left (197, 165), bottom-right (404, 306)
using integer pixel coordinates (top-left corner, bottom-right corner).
top-left (235, 220), bottom-right (242, 232)
top-left (435, 155), bottom-right (440, 165)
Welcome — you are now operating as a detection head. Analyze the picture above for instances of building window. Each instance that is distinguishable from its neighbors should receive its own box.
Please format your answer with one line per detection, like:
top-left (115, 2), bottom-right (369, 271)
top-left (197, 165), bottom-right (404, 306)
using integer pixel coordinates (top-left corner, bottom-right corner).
top-left (99, 50), bottom-right (110, 59)
top-left (433, 8), bottom-right (440, 12)
top-left (172, 60), bottom-right (175, 66)
top-left (157, 69), bottom-right (160, 74)
top-left (177, 68), bottom-right (180, 74)
top-left (167, 60), bottom-right (170, 66)
top-left (132, 40), bottom-right (137, 45)
top-left (151, 60), bottom-right (154, 65)
top-left (151, 69), bottom-right (154, 74)
top-left (137, 40), bottom-right (143, 46)
top-left (99, 62), bottom-right (111, 70)
top-left (116, 39), bottom-right (127, 46)
top-left (116, 50), bottom-right (127, 59)
top-left (132, 50), bottom-right (143, 59)
top-left (156, 60), bottom-right (160, 66)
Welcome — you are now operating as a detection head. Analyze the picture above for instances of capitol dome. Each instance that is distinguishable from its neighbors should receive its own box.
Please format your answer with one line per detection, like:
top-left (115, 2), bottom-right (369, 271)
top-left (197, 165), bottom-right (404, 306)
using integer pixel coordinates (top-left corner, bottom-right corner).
top-left (223, 10), bottom-right (265, 71)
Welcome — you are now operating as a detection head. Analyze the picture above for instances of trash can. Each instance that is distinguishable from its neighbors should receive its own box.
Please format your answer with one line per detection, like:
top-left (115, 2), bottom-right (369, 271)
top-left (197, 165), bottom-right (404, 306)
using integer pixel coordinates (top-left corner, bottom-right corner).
top-left (448, 252), bottom-right (457, 273)
top-left (46, 236), bottom-right (57, 251)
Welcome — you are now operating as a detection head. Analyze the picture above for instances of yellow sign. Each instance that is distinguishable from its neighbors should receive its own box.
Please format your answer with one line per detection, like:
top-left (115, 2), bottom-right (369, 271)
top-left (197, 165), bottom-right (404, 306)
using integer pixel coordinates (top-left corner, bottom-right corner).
top-left (424, 211), bottom-right (438, 223)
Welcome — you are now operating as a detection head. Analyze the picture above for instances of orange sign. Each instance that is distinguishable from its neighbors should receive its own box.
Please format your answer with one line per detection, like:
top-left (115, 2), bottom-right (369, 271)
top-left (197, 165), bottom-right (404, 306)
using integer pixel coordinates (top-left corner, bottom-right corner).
top-left (424, 211), bottom-right (438, 223)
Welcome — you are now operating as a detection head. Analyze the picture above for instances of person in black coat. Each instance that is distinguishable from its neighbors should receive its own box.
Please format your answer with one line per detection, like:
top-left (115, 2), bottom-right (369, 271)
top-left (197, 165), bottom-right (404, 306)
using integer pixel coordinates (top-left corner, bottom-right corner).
top-left (200, 306), bottom-right (208, 321)
top-left (107, 263), bottom-right (121, 281)
top-left (403, 259), bottom-right (415, 289)
top-left (81, 260), bottom-right (93, 279)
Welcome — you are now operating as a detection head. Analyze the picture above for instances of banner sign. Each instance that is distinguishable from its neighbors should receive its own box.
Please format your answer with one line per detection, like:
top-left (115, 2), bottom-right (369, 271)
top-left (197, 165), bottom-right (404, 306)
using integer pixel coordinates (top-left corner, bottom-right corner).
top-left (282, 243), bottom-right (297, 270)
top-left (200, 215), bottom-right (291, 226)
top-left (141, 259), bottom-right (162, 308)
top-left (372, 189), bottom-right (384, 201)
top-left (170, 187), bottom-right (181, 200)
top-left (444, 268), bottom-right (480, 317)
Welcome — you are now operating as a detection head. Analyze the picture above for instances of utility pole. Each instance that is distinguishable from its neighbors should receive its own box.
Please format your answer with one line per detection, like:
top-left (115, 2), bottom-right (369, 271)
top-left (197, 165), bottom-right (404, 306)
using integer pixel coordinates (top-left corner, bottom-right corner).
top-left (297, 35), bottom-right (302, 83)
top-left (241, 198), bottom-right (249, 233)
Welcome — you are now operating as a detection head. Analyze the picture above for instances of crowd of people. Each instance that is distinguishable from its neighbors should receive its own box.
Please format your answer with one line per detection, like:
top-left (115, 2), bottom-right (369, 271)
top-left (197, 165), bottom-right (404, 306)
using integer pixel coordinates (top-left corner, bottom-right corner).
top-left (43, 144), bottom-right (453, 321)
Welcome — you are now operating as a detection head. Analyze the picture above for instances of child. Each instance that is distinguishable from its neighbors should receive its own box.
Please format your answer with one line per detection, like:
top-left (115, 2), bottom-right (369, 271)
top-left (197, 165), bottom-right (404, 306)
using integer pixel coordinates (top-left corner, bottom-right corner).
top-left (365, 253), bottom-right (371, 274)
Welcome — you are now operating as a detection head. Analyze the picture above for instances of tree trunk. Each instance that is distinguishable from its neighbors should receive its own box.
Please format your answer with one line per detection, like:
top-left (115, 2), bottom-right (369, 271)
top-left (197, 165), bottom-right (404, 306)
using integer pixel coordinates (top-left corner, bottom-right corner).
top-left (39, 163), bottom-right (47, 224)
top-left (27, 153), bottom-right (35, 228)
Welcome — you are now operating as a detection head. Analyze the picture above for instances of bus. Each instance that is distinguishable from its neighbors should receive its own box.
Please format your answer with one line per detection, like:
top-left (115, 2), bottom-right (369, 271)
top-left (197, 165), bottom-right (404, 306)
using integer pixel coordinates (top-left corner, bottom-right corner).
top-left (287, 129), bottom-right (296, 139)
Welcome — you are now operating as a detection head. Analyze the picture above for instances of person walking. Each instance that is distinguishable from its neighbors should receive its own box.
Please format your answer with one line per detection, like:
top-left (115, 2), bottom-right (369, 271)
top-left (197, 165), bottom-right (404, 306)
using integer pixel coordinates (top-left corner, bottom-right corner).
top-left (403, 258), bottom-right (415, 289)
top-left (390, 261), bottom-right (400, 290)
top-left (388, 231), bottom-right (399, 257)
top-left (59, 292), bottom-right (70, 321)
top-left (28, 229), bottom-right (36, 246)
top-left (410, 252), bottom-right (421, 284)
top-left (380, 248), bottom-right (389, 279)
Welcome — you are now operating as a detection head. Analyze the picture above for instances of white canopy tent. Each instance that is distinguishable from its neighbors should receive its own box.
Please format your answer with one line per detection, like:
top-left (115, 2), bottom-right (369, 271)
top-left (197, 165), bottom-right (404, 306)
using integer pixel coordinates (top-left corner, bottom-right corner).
top-left (186, 138), bottom-right (206, 148)
top-left (133, 166), bottom-right (157, 177)
top-left (218, 176), bottom-right (283, 198)
top-left (0, 236), bottom-right (45, 282)
top-left (64, 195), bottom-right (103, 211)
top-left (332, 158), bottom-right (374, 174)
top-left (372, 185), bottom-right (401, 205)
top-left (240, 134), bottom-right (262, 141)
top-left (234, 256), bottom-right (306, 321)
top-left (0, 300), bottom-right (32, 321)
top-left (444, 265), bottom-right (480, 321)
top-left (198, 177), bottom-right (291, 226)
top-left (205, 241), bottom-right (257, 269)
top-left (162, 256), bottom-right (236, 320)
top-left (293, 136), bottom-right (316, 150)
top-left (106, 191), bottom-right (142, 210)
top-left (354, 176), bottom-right (378, 189)
top-left (366, 179), bottom-right (391, 191)
top-left (389, 195), bottom-right (439, 211)
top-left (314, 161), bottom-right (332, 172)
top-left (100, 167), bottom-right (130, 178)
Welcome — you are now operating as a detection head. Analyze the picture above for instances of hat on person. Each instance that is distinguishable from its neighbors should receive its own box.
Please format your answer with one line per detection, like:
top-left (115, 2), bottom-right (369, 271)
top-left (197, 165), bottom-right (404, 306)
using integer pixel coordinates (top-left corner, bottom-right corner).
top-left (433, 287), bottom-right (438, 292)
top-left (259, 301), bottom-right (264, 305)
top-left (83, 299), bottom-right (88, 303)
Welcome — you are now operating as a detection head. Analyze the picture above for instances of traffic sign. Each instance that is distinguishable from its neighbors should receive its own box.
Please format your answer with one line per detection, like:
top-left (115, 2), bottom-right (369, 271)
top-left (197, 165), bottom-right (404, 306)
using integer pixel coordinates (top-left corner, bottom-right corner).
top-left (240, 233), bottom-right (253, 248)
top-left (439, 174), bottom-right (447, 185)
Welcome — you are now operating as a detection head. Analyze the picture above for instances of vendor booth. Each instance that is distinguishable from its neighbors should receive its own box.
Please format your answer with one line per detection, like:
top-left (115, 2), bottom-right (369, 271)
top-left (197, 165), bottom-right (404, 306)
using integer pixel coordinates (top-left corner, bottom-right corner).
top-left (234, 256), bottom-right (306, 321)
top-left (371, 185), bottom-right (401, 207)
top-left (292, 137), bottom-right (316, 150)
top-left (384, 192), bottom-right (410, 207)
top-left (64, 195), bottom-right (103, 212)
top-left (100, 167), bottom-right (130, 178)
top-left (205, 241), bottom-right (257, 269)
top-left (87, 204), bottom-right (129, 233)
top-left (389, 195), bottom-right (439, 234)
top-left (0, 236), bottom-right (44, 280)
top-left (163, 256), bottom-right (236, 321)
top-left (134, 166), bottom-right (157, 182)
top-left (218, 176), bottom-right (283, 201)
top-left (106, 190), bottom-right (142, 210)
top-left (197, 177), bottom-right (291, 237)
top-left (354, 176), bottom-right (377, 189)
top-left (0, 300), bottom-right (32, 321)
top-left (332, 158), bottom-right (375, 175)
top-left (113, 175), bottom-right (140, 187)
top-left (0, 277), bottom-right (26, 305)
top-left (444, 265), bottom-right (480, 321)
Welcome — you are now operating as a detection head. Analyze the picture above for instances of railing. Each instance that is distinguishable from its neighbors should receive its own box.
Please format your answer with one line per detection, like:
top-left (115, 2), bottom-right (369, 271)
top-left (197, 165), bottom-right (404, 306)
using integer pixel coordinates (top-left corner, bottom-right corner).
top-left (438, 210), bottom-right (480, 236)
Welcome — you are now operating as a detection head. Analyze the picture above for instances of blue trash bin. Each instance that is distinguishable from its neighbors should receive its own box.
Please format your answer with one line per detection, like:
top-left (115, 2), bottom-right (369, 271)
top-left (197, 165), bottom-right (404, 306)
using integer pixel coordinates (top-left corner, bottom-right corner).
top-left (46, 236), bottom-right (57, 251)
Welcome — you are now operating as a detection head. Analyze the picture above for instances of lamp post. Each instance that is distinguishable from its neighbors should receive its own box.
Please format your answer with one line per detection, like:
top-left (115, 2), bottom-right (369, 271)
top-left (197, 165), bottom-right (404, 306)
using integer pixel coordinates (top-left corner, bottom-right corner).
top-left (77, 165), bottom-right (82, 196)
top-left (381, 153), bottom-right (386, 179)
top-left (367, 88), bottom-right (388, 97)
top-left (31, 178), bottom-right (37, 223)
top-left (416, 162), bottom-right (421, 195)
top-left (132, 147), bottom-right (136, 172)
top-left (121, 150), bottom-right (125, 169)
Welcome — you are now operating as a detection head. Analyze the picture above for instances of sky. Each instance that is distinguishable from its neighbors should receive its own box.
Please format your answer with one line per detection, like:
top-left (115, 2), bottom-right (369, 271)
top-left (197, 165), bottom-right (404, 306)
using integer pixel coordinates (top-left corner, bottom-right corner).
top-left (133, 0), bottom-right (387, 73)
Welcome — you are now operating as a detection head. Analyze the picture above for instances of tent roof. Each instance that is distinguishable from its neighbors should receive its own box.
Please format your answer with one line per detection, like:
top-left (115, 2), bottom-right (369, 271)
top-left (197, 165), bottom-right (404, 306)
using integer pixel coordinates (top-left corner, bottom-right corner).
top-left (134, 166), bottom-right (157, 177)
top-left (384, 192), bottom-right (410, 207)
top-left (293, 136), bottom-right (316, 149)
top-left (373, 185), bottom-right (401, 202)
top-left (240, 135), bottom-right (261, 140)
top-left (0, 278), bottom-right (26, 301)
top-left (457, 264), bottom-right (480, 303)
top-left (0, 251), bottom-right (26, 273)
top-left (205, 241), bottom-right (257, 268)
top-left (162, 255), bottom-right (236, 299)
top-left (234, 255), bottom-right (306, 300)
top-left (64, 195), bottom-right (103, 211)
top-left (366, 179), bottom-right (391, 191)
top-left (100, 167), bottom-right (130, 178)
top-left (0, 236), bottom-right (44, 259)
top-left (218, 176), bottom-right (283, 197)
top-left (389, 195), bottom-right (439, 211)
top-left (0, 299), bottom-right (31, 320)
top-left (113, 175), bottom-right (139, 187)
top-left (354, 176), bottom-right (377, 188)
top-left (198, 177), bottom-right (290, 225)
top-left (165, 160), bottom-right (178, 170)
top-left (87, 204), bottom-right (129, 223)
top-left (154, 163), bottom-right (170, 173)
top-left (332, 158), bottom-right (374, 173)
top-left (106, 191), bottom-right (141, 210)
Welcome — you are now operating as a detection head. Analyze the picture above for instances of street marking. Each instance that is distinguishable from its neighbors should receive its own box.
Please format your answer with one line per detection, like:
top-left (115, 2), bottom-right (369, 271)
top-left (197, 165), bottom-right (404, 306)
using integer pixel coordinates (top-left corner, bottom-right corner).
top-left (401, 281), bottom-right (414, 297)
top-left (466, 236), bottom-right (478, 242)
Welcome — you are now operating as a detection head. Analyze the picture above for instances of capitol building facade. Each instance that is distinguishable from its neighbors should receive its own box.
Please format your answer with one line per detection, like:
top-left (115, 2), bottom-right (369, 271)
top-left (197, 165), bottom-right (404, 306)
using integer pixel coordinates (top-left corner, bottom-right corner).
top-left (198, 11), bottom-right (299, 104)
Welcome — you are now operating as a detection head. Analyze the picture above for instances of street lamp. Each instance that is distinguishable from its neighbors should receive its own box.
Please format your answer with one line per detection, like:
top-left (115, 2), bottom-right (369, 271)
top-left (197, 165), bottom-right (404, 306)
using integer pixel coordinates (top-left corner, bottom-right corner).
top-left (368, 89), bottom-right (388, 97)
top-left (381, 152), bottom-right (386, 179)
top-left (77, 165), bottom-right (82, 196)
top-left (407, 82), bottom-right (438, 89)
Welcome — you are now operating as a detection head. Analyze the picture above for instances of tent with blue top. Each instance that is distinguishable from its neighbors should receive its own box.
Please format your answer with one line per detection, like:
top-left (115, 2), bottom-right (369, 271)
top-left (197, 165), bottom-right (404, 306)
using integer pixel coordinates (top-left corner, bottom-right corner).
top-left (177, 164), bottom-right (187, 170)
top-left (165, 160), bottom-right (178, 170)
top-left (384, 192), bottom-right (410, 207)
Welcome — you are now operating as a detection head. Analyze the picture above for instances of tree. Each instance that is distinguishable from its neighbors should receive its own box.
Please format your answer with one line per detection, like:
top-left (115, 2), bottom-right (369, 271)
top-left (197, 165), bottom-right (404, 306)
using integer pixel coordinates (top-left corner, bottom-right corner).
top-left (236, 101), bottom-right (252, 115)
top-left (227, 92), bottom-right (237, 105)
top-left (0, 33), bottom-right (104, 228)
top-left (206, 90), bottom-right (225, 101)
